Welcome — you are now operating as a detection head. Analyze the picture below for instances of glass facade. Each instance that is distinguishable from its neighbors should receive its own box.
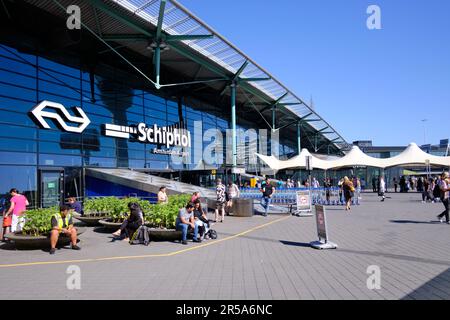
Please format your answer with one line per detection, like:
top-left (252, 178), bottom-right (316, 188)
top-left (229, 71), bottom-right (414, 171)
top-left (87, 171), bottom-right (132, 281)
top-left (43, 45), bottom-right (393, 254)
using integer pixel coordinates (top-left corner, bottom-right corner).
top-left (0, 43), bottom-right (295, 207)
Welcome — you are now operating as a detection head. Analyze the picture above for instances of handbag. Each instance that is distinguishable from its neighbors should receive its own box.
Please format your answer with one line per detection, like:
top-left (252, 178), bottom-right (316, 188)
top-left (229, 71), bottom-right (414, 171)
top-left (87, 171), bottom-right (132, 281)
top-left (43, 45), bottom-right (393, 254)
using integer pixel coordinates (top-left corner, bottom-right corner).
top-left (2, 215), bottom-right (12, 228)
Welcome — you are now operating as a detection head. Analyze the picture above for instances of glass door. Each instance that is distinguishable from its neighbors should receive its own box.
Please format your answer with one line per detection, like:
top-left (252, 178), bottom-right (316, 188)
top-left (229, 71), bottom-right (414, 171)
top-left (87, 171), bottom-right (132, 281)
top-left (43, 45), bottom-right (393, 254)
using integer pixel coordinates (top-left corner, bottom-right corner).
top-left (39, 170), bottom-right (64, 208)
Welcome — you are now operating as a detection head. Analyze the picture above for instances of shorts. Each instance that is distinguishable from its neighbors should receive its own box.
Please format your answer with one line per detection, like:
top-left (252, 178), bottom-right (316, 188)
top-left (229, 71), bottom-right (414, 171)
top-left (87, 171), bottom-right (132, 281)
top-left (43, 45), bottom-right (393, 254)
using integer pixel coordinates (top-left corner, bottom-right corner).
top-left (216, 201), bottom-right (225, 210)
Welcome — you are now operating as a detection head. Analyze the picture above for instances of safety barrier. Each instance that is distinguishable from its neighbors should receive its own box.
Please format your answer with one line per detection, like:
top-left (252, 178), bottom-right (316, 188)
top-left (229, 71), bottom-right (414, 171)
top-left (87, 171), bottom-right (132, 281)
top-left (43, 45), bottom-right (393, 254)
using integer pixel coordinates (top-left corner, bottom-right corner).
top-left (239, 187), bottom-right (362, 206)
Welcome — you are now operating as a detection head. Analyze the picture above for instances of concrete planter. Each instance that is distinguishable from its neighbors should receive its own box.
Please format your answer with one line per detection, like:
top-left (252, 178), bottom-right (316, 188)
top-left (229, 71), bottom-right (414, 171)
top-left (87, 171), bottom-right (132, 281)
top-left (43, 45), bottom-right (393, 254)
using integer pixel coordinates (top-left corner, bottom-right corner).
top-left (4, 227), bottom-right (86, 250)
top-left (73, 212), bottom-right (110, 226)
top-left (99, 219), bottom-right (123, 230)
top-left (145, 227), bottom-right (182, 241)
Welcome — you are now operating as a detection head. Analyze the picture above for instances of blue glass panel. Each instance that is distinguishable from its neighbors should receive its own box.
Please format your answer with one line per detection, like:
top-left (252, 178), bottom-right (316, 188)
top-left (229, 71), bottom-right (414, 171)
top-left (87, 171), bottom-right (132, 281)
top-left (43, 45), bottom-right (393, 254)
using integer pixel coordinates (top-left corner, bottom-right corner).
top-left (0, 110), bottom-right (36, 127)
top-left (0, 56), bottom-right (36, 76)
top-left (0, 138), bottom-right (36, 152)
top-left (39, 80), bottom-right (81, 101)
top-left (0, 82), bottom-right (36, 101)
top-left (38, 57), bottom-right (80, 78)
top-left (0, 151), bottom-right (37, 165)
top-left (0, 96), bottom-right (36, 113)
top-left (39, 141), bottom-right (82, 155)
top-left (85, 157), bottom-right (116, 167)
top-left (0, 69), bottom-right (36, 89)
top-left (0, 124), bottom-right (37, 139)
top-left (39, 153), bottom-right (82, 166)
top-left (0, 44), bottom-right (36, 64)
top-left (38, 68), bottom-right (80, 88)
top-left (0, 165), bottom-right (37, 200)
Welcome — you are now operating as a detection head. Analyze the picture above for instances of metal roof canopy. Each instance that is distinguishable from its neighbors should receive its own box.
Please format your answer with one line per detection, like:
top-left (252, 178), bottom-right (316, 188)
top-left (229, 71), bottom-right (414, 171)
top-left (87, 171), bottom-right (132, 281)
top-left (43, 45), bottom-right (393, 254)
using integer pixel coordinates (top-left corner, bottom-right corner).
top-left (21, 0), bottom-right (348, 152)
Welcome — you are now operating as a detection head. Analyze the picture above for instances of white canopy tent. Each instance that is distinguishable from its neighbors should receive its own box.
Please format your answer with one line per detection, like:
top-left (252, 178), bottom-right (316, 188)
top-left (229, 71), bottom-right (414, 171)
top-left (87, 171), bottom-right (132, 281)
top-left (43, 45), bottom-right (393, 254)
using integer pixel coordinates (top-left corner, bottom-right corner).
top-left (256, 143), bottom-right (450, 171)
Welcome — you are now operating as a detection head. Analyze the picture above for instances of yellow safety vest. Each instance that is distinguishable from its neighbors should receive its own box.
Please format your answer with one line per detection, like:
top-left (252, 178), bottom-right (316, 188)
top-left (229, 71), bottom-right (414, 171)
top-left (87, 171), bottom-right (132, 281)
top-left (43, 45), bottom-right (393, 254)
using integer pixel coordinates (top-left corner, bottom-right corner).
top-left (53, 213), bottom-right (72, 230)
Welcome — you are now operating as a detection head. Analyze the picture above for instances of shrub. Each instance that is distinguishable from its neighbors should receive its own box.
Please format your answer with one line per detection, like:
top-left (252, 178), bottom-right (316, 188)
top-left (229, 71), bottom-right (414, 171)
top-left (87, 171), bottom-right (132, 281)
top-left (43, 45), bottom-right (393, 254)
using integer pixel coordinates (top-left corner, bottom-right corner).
top-left (145, 194), bottom-right (191, 229)
top-left (21, 207), bottom-right (57, 236)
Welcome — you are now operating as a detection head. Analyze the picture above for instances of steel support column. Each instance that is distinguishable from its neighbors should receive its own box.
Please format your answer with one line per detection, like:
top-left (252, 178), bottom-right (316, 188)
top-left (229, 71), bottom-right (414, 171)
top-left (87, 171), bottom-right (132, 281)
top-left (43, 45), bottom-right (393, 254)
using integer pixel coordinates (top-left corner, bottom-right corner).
top-left (297, 122), bottom-right (301, 154)
top-left (272, 106), bottom-right (276, 132)
top-left (155, 45), bottom-right (161, 88)
top-left (231, 82), bottom-right (237, 169)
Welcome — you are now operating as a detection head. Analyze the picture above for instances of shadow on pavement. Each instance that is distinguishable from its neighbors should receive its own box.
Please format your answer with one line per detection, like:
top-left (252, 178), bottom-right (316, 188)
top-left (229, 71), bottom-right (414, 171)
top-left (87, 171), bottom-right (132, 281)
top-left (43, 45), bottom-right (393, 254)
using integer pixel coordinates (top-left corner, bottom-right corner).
top-left (279, 240), bottom-right (311, 248)
top-left (390, 220), bottom-right (442, 225)
top-left (401, 268), bottom-right (450, 300)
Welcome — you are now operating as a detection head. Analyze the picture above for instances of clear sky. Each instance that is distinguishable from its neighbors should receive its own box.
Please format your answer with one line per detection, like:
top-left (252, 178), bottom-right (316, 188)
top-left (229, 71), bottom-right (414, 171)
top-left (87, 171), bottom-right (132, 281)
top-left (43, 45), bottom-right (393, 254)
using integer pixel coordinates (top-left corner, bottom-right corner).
top-left (178, 0), bottom-right (450, 146)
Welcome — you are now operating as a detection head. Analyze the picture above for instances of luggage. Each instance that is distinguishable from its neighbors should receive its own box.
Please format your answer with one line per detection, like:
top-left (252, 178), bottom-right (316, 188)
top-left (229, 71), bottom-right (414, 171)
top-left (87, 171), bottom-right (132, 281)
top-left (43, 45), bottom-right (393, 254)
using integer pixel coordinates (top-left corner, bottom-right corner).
top-left (130, 225), bottom-right (150, 246)
top-left (207, 229), bottom-right (218, 240)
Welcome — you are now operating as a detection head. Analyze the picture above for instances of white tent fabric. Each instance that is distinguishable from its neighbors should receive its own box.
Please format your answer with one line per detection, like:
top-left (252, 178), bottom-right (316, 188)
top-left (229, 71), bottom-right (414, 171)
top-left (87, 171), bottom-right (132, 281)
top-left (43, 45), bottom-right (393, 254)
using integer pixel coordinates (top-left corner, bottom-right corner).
top-left (256, 143), bottom-right (450, 171)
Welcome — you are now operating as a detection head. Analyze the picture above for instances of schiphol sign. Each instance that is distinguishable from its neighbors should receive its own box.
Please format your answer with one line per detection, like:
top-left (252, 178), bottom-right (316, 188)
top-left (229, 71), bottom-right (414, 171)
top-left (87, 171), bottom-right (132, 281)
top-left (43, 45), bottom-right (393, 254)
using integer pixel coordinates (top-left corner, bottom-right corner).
top-left (29, 100), bottom-right (191, 149)
top-left (104, 123), bottom-right (191, 149)
top-left (28, 100), bottom-right (281, 166)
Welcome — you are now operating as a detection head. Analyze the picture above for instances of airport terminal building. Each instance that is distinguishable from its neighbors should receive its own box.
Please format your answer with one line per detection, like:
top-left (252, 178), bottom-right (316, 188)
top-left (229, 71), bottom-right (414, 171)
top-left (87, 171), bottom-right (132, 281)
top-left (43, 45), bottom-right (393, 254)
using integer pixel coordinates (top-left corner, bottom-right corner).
top-left (0, 0), bottom-right (347, 207)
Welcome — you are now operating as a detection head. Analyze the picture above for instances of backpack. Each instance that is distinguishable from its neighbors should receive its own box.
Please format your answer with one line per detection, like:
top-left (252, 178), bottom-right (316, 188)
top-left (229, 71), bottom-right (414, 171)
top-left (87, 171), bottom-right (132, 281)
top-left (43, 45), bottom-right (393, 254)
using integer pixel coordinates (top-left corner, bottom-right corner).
top-left (130, 225), bottom-right (150, 246)
top-left (207, 229), bottom-right (218, 240)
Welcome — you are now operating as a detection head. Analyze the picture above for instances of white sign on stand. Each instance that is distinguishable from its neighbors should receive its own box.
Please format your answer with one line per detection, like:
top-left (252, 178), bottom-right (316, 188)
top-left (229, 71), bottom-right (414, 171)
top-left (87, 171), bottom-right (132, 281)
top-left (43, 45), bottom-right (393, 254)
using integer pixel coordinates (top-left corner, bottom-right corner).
top-left (310, 205), bottom-right (338, 250)
top-left (294, 190), bottom-right (313, 217)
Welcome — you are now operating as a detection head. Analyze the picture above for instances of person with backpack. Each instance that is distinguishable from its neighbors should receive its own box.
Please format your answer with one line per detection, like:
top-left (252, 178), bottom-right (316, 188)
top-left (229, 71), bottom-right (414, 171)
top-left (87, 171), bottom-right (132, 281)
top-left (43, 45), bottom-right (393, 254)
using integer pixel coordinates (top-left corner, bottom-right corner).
top-left (437, 172), bottom-right (450, 224)
top-left (112, 202), bottom-right (144, 241)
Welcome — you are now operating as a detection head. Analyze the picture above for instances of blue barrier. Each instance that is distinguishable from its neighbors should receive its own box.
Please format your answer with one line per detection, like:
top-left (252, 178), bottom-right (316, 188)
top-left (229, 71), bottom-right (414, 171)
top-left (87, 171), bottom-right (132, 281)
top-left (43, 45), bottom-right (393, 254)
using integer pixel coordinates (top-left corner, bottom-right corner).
top-left (239, 187), bottom-right (362, 206)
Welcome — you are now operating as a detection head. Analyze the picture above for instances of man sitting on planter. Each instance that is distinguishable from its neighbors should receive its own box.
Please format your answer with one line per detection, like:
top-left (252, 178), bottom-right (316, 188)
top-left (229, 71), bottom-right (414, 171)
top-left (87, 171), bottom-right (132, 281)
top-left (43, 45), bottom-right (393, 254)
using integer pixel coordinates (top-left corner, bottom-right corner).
top-left (50, 205), bottom-right (81, 255)
top-left (176, 202), bottom-right (201, 245)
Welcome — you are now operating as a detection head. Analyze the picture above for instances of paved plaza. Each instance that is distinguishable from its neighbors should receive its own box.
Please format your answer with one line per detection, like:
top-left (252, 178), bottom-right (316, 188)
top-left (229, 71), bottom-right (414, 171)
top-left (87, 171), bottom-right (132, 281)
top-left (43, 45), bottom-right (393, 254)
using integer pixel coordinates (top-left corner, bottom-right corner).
top-left (1, 192), bottom-right (450, 300)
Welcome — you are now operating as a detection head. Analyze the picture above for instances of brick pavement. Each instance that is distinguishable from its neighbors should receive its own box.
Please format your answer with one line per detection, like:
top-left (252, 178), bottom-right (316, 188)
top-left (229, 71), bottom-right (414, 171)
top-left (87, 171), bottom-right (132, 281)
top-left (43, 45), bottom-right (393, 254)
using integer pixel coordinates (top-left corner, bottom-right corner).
top-left (0, 192), bottom-right (449, 300)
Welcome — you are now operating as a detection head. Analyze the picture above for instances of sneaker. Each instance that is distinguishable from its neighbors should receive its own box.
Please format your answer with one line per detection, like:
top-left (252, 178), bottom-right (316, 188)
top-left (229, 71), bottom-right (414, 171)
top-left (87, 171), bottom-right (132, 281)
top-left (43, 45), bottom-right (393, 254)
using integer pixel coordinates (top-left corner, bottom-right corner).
top-left (49, 248), bottom-right (56, 255)
top-left (71, 244), bottom-right (81, 251)
top-left (182, 240), bottom-right (188, 245)
top-left (437, 216), bottom-right (444, 223)
top-left (193, 238), bottom-right (202, 243)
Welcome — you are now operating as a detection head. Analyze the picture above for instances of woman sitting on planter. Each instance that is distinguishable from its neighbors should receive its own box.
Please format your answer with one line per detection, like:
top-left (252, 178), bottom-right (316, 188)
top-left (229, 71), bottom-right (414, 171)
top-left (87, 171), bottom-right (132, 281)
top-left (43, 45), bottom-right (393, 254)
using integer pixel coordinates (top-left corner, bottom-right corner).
top-left (50, 205), bottom-right (81, 255)
top-left (193, 199), bottom-right (210, 240)
top-left (112, 202), bottom-right (144, 241)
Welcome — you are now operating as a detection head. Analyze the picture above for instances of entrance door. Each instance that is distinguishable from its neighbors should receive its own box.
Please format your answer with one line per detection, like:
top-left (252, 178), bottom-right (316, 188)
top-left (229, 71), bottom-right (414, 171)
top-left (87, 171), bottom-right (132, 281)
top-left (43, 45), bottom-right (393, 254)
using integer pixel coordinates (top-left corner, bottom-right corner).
top-left (39, 170), bottom-right (64, 208)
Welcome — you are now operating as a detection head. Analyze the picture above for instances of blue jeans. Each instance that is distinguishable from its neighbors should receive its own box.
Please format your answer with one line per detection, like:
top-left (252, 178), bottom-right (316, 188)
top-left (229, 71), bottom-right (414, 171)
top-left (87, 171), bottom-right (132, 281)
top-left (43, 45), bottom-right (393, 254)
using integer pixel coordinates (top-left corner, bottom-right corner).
top-left (176, 222), bottom-right (198, 241)
top-left (261, 196), bottom-right (271, 215)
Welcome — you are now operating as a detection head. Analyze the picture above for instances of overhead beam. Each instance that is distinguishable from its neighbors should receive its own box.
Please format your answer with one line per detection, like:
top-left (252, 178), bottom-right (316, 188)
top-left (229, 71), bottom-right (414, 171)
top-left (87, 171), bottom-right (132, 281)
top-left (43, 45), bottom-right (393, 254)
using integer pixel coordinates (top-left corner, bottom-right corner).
top-left (88, 0), bottom-right (153, 37)
top-left (102, 34), bottom-right (150, 41)
top-left (166, 34), bottom-right (214, 42)
top-left (318, 126), bottom-right (329, 133)
top-left (239, 77), bottom-right (271, 82)
top-left (156, 0), bottom-right (167, 41)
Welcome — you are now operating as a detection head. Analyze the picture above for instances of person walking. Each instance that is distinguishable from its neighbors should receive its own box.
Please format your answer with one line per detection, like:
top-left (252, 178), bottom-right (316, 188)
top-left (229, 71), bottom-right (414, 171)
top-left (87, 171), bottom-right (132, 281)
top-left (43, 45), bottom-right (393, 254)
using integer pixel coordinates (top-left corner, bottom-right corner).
top-left (226, 179), bottom-right (240, 215)
top-left (379, 176), bottom-right (386, 201)
top-left (215, 179), bottom-right (226, 223)
top-left (260, 178), bottom-right (275, 217)
top-left (437, 172), bottom-right (450, 224)
top-left (4, 188), bottom-right (29, 233)
top-left (393, 177), bottom-right (398, 193)
top-left (372, 176), bottom-right (377, 193)
top-left (342, 176), bottom-right (355, 211)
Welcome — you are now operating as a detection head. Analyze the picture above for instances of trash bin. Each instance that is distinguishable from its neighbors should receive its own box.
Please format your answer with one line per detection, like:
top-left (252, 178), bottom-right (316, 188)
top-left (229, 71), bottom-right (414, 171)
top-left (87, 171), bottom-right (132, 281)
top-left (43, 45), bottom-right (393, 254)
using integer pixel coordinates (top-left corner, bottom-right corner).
top-left (232, 198), bottom-right (254, 217)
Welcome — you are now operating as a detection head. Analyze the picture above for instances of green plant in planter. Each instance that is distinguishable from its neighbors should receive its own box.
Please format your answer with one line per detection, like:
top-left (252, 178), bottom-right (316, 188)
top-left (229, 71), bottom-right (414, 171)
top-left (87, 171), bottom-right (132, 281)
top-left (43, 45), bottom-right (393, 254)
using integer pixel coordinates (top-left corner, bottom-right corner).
top-left (146, 194), bottom-right (191, 229)
top-left (21, 207), bottom-right (57, 236)
top-left (84, 197), bottom-right (119, 217)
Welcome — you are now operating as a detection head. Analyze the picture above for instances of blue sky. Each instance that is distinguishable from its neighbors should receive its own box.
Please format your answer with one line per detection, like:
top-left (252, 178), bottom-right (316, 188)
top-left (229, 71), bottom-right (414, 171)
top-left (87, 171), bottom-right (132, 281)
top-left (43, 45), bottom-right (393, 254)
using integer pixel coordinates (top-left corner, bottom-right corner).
top-left (179, 0), bottom-right (450, 146)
